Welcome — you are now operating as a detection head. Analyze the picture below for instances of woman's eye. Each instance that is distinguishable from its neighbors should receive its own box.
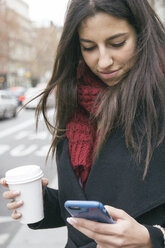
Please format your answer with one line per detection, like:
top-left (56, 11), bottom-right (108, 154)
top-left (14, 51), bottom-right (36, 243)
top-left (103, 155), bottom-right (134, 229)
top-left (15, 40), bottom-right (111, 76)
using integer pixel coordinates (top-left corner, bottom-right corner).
top-left (82, 46), bottom-right (96, 51)
top-left (81, 40), bottom-right (126, 51)
top-left (111, 40), bottom-right (126, 48)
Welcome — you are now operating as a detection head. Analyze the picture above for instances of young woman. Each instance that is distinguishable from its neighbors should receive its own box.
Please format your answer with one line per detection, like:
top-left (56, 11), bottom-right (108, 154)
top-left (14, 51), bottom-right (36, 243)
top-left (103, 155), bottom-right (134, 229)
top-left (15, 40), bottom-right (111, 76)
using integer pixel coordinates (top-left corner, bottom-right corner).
top-left (1, 0), bottom-right (165, 247)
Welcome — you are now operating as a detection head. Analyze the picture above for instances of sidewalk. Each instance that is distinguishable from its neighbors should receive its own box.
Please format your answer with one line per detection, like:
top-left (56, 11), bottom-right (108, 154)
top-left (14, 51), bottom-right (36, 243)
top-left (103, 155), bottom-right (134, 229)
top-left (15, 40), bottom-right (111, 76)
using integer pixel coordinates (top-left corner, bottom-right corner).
top-left (7, 225), bottom-right (67, 248)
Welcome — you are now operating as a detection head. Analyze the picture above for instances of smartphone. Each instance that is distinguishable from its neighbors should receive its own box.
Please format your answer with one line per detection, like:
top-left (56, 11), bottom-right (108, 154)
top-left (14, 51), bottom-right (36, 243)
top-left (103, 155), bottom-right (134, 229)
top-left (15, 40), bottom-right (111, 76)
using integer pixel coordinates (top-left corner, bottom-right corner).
top-left (64, 200), bottom-right (114, 224)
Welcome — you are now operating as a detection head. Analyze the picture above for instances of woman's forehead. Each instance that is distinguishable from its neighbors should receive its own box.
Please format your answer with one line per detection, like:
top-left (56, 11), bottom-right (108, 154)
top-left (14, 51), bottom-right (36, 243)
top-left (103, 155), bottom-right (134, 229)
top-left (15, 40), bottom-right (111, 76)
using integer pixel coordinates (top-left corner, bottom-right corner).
top-left (78, 12), bottom-right (133, 39)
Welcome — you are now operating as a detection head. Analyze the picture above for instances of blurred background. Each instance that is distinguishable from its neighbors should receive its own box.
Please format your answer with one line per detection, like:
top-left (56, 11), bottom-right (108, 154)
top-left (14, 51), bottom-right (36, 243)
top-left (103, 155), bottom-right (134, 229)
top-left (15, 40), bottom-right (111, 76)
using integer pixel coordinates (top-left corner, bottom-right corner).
top-left (0, 0), bottom-right (164, 247)
top-left (0, 0), bottom-right (65, 91)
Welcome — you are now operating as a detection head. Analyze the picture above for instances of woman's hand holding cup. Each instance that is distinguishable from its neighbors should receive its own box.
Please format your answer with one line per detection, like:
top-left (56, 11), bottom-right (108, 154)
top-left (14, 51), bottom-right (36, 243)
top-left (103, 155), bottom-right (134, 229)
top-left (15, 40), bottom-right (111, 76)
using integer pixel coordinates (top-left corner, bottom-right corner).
top-left (0, 176), bottom-right (48, 221)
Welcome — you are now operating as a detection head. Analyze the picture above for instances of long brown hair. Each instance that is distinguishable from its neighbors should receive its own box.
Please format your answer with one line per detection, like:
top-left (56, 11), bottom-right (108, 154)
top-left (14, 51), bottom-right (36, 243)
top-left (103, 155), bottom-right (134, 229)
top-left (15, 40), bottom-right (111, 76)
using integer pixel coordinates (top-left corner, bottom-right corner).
top-left (36, 0), bottom-right (165, 177)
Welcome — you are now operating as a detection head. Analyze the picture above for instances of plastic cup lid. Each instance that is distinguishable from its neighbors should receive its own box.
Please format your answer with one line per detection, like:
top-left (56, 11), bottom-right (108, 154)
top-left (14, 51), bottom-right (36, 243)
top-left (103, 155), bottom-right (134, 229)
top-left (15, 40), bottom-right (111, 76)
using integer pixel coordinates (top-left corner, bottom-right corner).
top-left (5, 165), bottom-right (44, 184)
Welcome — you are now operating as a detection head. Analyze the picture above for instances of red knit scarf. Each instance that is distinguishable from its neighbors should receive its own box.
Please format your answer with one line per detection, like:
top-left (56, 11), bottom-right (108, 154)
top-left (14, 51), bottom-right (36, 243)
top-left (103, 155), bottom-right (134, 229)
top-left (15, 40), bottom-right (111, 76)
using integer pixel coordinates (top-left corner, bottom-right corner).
top-left (66, 62), bottom-right (105, 187)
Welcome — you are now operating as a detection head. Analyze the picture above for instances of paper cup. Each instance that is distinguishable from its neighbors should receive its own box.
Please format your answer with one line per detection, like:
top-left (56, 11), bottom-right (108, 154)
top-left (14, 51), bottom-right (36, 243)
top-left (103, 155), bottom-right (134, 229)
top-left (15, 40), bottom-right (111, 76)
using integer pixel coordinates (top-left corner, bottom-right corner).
top-left (5, 165), bottom-right (44, 224)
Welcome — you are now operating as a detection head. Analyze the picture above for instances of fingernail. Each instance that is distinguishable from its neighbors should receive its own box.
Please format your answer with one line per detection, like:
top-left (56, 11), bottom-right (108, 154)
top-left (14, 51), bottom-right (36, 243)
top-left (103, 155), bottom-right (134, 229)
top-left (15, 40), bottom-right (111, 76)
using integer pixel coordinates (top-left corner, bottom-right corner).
top-left (16, 212), bottom-right (22, 217)
top-left (67, 217), bottom-right (78, 225)
top-left (17, 200), bottom-right (23, 205)
top-left (13, 190), bottom-right (20, 195)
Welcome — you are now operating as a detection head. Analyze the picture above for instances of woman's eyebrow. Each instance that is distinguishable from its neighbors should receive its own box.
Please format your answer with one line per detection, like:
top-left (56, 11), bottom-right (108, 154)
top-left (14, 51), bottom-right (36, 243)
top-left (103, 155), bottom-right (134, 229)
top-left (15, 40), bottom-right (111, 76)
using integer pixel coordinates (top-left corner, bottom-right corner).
top-left (80, 33), bottom-right (128, 43)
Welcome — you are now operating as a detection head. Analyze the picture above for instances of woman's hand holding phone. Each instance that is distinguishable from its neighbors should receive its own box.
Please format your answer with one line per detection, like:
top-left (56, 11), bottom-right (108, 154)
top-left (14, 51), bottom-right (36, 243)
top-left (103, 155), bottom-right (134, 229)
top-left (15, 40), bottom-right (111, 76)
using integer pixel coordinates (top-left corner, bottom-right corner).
top-left (67, 205), bottom-right (152, 248)
top-left (0, 177), bottom-right (48, 220)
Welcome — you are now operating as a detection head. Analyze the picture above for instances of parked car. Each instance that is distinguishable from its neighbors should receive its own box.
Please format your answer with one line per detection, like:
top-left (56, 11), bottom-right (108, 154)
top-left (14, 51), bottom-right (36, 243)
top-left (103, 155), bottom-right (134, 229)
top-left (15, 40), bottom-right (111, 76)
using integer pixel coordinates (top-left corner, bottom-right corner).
top-left (0, 90), bottom-right (18, 119)
top-left (22, 87), bottom-right (55, 109)
top-left (7, 86), bottom-right (26, 106)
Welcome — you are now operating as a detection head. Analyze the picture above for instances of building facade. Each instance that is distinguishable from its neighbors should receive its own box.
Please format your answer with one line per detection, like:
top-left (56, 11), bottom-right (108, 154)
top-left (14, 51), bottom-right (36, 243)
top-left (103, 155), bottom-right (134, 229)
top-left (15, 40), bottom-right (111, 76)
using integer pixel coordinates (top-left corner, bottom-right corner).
top-left (0, 0), bottom-right (32, 88)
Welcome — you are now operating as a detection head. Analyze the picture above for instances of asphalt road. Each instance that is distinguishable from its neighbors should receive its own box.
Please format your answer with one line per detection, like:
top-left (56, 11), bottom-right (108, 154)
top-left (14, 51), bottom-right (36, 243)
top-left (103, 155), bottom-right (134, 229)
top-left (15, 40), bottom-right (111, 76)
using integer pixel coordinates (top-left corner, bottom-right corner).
top-left (0, 108), bottom-right (67, 248)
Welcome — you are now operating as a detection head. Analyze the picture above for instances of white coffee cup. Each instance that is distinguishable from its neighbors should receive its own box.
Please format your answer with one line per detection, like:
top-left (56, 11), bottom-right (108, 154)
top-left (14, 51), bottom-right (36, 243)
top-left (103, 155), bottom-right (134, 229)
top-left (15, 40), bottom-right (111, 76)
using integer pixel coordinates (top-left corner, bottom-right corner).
top-left (5, 165), bottom-right (44, 224)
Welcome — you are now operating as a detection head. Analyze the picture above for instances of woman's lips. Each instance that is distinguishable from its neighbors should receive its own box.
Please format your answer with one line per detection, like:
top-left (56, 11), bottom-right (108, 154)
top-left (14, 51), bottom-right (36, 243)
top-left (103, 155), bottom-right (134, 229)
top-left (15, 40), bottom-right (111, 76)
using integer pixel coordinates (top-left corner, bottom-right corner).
top-left (98, 69), bottom-right (120, 80)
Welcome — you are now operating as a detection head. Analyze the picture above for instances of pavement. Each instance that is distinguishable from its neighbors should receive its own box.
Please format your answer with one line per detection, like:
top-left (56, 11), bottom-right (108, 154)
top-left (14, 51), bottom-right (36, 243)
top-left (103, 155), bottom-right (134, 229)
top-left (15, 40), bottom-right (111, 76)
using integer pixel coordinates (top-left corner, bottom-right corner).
top-left (6, 170), bottom-right (68, 248)
top-left (7, 226), bottom-right (67, 248)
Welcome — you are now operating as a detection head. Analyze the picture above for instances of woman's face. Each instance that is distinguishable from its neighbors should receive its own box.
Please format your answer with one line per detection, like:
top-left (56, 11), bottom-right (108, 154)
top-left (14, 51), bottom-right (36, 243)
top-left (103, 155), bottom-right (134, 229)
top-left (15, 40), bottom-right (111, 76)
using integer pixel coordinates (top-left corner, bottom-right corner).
top-left (78, 12), bottom-right (137, 86)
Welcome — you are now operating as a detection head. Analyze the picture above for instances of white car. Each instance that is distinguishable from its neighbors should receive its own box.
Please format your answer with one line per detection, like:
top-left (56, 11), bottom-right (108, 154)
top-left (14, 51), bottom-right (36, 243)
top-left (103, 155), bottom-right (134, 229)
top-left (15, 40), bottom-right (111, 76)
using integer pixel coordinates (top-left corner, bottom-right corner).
top-left (0, 90), bottom-right (18, 119)
top-left (23, 87), bottom-right (54, 109)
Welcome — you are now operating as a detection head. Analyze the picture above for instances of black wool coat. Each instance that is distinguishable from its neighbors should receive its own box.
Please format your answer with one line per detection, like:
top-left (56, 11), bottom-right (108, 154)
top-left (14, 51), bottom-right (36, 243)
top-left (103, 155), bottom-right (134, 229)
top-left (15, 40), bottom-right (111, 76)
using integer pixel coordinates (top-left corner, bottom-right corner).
top-left (29, 127), bottom-right (165, 248)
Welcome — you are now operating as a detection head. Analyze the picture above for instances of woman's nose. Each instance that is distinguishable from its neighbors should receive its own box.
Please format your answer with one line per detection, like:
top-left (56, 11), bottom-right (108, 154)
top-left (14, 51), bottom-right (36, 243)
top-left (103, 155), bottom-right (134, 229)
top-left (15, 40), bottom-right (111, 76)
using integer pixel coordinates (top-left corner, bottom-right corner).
top-left (98, 50), bottom-right (113, 69)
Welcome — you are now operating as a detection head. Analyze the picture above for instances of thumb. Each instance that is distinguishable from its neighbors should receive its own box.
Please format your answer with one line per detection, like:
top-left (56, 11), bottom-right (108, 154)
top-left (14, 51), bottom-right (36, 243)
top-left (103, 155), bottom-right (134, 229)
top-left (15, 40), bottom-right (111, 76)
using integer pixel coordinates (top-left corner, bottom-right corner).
top-left (104, 205), bottom-right (130, 221)
top-left (0, 178), bottom-right (8, 188)
top-left (42, 178), bottom-right (49, 186)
